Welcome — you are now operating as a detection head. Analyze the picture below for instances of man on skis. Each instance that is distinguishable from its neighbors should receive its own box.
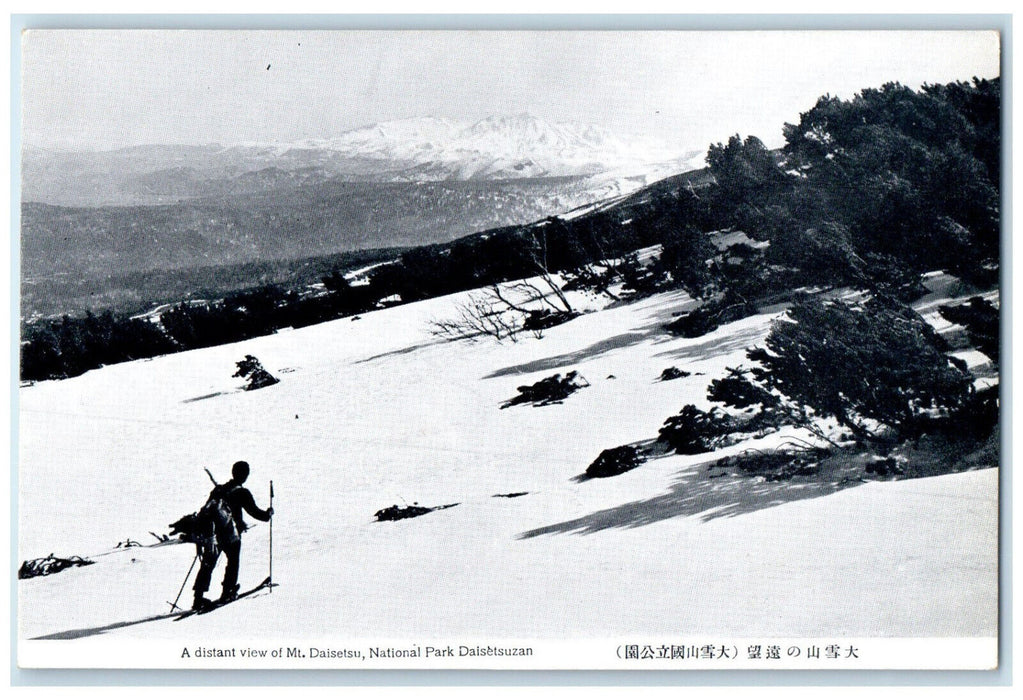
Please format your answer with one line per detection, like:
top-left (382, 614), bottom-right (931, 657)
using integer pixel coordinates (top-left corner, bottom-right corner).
top-left (191, 460), bottom-right (273, 612)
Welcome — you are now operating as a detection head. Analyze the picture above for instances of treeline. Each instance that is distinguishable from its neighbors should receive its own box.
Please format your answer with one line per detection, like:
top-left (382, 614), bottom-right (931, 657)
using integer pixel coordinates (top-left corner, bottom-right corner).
top-left (21, 77), bottom-right (999, 382)
top-left (22, 247), bottom-right (406, 319)
top-left (21, 311), bottom-right (177, 382)
top-left (21, 280), bottom-right (379, 381)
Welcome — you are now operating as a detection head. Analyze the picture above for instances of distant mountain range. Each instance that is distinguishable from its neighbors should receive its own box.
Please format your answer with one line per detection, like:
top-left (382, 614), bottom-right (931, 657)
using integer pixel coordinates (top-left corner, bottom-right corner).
top-left (21, 114), bottom-right (704, 318)
top-left (23, 114), bottom-right (702, 206)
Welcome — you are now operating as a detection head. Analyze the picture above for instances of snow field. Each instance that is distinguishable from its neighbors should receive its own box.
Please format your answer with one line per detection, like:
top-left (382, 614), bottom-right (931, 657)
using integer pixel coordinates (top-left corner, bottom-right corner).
top-left (18, 276), bottom-right (998, 641)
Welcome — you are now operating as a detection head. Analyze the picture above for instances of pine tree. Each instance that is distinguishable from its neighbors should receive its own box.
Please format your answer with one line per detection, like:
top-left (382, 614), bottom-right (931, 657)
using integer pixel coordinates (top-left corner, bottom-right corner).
top-left (745, 295), bottom-right (974, 441)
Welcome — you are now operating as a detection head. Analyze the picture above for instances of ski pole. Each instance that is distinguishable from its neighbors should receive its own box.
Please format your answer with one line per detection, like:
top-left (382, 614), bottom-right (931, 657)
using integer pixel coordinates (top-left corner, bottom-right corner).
top-left (269, 480), bottom-right (274, 589)
top-left (169, 552), bottom-right (199, 613)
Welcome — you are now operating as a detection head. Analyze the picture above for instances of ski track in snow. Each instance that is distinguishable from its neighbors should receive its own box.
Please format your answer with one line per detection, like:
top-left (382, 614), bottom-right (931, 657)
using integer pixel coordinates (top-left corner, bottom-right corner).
top-left (18, 276), bottom-right (998, 641)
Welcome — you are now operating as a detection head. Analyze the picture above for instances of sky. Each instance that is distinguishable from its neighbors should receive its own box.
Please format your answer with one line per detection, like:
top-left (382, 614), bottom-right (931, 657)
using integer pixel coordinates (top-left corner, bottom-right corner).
top-left (20, 29), bottom-right (1001, 153)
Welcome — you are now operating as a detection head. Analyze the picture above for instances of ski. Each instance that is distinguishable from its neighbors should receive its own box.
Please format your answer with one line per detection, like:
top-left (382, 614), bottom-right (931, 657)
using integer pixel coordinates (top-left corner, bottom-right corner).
top-left (175, 577), bottom-right (275, 620)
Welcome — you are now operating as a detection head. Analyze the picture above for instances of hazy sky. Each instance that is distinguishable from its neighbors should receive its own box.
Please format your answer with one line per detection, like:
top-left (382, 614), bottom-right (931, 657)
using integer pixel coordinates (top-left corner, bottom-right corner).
top-left (21, 30), bottom-right (1001, 152)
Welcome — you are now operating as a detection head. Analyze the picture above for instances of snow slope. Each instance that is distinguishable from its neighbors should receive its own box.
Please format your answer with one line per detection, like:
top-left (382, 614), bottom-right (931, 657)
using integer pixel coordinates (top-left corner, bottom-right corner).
top-left (17, 278), bottom-right (998, 644)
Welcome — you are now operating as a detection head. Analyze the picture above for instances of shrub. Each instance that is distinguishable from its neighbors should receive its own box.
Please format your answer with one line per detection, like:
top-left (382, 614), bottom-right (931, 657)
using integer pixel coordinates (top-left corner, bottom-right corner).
top-left (20, 311), bottom-right (176, 381)
top-left (657, 226), bottom-right (716, 298)
top-left (745, 294), bottom-right (975, 442)
top-left (500, 371), bottom-right (589, 408)
top-left (938, 296), bottom-right (999, 366)
top-left (665, 297), bottom-right (758, 338)
top-left (665, 305), bottom-right (721, 338)
top-left (522, 309), bottom-right (579, 332)
top-left (374, 502), bottom-right (459, 522)
top-left (234, 355), bottom-right (280, 391)
top-left (658, 404), bottom-right (732, 454)
top-left (619, 253), bottom-right (666, 296)
top-left (562, 266), bottom-right (617, 295)
top-left (707, 367), bottom-right (779, 409)
top-left (865, 456), bottom-right (906, 477)
top-left (659, 366), bottom-right (691, 382)
top-left (712, 448), bottom-right (830, 480)
top-left (713, 446), bottom-right (829, 481)
top-left (859, 253), bottom-right (928, 302)
top-left (585, 445), bottom-right (644, 478)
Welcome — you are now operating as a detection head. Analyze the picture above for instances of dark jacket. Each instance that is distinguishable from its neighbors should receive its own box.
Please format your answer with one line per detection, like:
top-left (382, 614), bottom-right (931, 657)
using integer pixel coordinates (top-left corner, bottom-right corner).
top-left (210, 480), bottom-right (272, 535)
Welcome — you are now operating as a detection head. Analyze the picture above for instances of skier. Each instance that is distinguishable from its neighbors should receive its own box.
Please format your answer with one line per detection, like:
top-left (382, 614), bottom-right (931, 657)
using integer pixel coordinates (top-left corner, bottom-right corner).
top-left (191, 460), bottom-right (273, 611)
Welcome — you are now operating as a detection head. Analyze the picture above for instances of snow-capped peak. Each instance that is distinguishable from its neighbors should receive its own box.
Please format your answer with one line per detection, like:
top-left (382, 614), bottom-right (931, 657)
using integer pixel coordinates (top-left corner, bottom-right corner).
top-left (267, 114), bottom-right (688, 180)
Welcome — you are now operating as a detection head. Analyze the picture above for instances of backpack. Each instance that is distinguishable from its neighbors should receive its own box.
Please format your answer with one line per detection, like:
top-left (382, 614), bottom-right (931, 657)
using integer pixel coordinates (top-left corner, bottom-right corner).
top-left (169, 484), bottom-right (236, 545)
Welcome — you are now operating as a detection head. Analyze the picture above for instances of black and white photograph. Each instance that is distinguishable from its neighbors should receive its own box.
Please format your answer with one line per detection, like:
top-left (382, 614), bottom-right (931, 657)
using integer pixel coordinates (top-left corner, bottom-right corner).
top-left (15, 24), bottom-right (1002, 671)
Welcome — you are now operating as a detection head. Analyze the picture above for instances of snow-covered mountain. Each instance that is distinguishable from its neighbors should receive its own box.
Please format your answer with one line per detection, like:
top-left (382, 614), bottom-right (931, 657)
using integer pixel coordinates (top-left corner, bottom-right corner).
top-left (299, 113), bottom-right (696, 181)
top-left (22, 114), bottom-right (703, 206)
top-left (21, 115), bottom-right (707, 317)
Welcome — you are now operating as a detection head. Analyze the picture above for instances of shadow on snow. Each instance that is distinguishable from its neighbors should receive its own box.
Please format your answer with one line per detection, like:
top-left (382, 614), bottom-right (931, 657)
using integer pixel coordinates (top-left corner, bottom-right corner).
top-left (484, 308), bottom-right (774, 380)
top-left (30, 610), bottom-right (183, 640)
top-left (517, 459), bottom-right (868, 538)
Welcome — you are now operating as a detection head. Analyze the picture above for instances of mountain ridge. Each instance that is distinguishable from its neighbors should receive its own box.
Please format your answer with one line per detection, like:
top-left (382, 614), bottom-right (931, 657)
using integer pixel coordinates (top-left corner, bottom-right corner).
top-left (22, 114), bottom-right (702, 206)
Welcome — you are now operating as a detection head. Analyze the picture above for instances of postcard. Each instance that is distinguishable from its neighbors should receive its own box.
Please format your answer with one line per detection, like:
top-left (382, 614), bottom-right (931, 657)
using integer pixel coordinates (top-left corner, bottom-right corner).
top-left (15, 25), bottom-right (1002, 672)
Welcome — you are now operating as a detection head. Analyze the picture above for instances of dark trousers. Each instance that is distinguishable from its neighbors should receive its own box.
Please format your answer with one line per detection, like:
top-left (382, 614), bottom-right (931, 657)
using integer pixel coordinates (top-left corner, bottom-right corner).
top-left (193, 537), bottom-right (241, 599)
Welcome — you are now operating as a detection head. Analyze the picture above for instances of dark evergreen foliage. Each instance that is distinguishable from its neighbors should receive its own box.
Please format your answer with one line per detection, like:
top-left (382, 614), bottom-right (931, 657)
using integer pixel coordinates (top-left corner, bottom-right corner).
top-left (856, 253), bottom-right (928, 302)
top-left (656, 226), bottom-right (716, 298)
top-left (744, 295), bottom-right (975, 441)
top-left (707, 367), bottom-right (779, 409)
top-left (706, 134), bottom-right (788, 211)
top-left (20, 311), bottom-right (175, 382)
top-left (780, 79), bottom-right (1000, 282)
top-left (500, 371), bottom-right (589, 408)
top-left (659, 366), bottom-right (691, 382)
top-left (865, 456), bottom-right (905, 478)
top-left (585, 445), bottom-right (645, 478)
top-left (713, 447), bottom-right (829, 481)
top-left (657, 405), bottom-right (732, 454)
top-left (617, 253), bottom-right (667, 296)
top-left (664, 296), bottom-right (758, 338)
top-left (938, 296), bottom-right (999, 366)
top-left (233, 355), bottom-right (280, 391)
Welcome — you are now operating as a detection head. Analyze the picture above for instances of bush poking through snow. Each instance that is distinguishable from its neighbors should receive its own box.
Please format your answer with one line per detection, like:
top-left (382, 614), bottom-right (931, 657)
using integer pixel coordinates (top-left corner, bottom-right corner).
top-left (374, 502), bottom-right (459, 522)
top-left (713, 446), bottom-right (830, 481)
top-left (707, 367), bottom-right (778, 409)
top-left (19, 554), bottom-right (94, 579)
top-left (657, 405), bottom-right (733, 454)
top-left (501, 371), bottom-right (590, 408)
top-left (522, 309), bottom-right (580, 334)
top-left (665, 298), bottom-right (758, 338)
top-left (659, 366), bottom-right (691, 382)
top-left (233, 354), bottom-right (280, 391)
top-left (585, 445), bottom-right (645, 479)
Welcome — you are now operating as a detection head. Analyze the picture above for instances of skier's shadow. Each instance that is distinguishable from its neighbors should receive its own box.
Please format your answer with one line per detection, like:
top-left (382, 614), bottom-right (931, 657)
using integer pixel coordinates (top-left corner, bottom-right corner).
top-left (30, 610), bottom-right (184, 640)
